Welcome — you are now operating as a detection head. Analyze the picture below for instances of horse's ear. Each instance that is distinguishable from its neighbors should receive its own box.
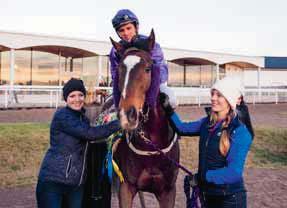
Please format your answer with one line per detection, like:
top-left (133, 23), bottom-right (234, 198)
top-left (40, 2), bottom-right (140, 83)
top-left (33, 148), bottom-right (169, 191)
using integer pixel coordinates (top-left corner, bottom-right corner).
top-left (147, 29), bottom-right (155, 52)
top-left (110, 37), bottom-right (123, 52)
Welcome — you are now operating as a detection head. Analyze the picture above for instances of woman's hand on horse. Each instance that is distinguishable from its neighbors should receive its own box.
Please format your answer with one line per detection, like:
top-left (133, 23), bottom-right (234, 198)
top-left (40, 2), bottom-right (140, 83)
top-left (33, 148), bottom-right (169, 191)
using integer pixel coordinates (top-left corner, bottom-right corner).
top-left (159, 92), bottom-right (174, 116)
top-left (184, 173), bottom-right (199, 190)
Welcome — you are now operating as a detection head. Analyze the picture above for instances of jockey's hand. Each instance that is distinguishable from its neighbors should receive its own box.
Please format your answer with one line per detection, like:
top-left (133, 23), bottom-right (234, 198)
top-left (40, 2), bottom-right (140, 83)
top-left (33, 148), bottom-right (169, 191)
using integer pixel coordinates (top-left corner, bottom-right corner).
top-left (159, 92), bottom-right (174, 116)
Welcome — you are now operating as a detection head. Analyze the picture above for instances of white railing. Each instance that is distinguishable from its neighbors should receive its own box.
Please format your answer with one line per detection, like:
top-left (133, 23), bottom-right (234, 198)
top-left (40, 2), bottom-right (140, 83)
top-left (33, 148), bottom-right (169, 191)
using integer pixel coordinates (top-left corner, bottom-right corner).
top-left (172, 87), bottom-right (287, 106)
top-left (0, 85), bottom-right (287, 108)
top-left (0, 85), bottom-right (64, 108)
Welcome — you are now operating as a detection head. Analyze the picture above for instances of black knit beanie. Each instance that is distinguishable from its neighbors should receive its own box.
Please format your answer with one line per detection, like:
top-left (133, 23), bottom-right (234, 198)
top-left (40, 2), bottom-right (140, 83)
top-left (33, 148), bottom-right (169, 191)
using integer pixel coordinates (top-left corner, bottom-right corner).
top-left (63, 78), bottom-right (86, 101)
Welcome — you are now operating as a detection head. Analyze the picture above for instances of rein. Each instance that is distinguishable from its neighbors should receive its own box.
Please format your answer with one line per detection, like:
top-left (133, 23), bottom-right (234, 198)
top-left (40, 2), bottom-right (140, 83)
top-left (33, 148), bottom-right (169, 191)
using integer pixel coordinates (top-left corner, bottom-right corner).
top-left (130, 131), bottom-right (193, 176)
top-left (125, 106), bottom-right (194, 176)
top-left (125, 130), bottom-right (178, 156)
top-left (128, 108), bottom-right (200, 207)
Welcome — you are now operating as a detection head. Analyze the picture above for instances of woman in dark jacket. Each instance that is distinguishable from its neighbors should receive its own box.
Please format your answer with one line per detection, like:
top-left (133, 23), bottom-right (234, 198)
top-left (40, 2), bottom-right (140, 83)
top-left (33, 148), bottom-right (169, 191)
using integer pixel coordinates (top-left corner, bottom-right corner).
top-left (160, 76), bottom-right (253, 208)
top-left (36, 78), bottom-right (121, 208)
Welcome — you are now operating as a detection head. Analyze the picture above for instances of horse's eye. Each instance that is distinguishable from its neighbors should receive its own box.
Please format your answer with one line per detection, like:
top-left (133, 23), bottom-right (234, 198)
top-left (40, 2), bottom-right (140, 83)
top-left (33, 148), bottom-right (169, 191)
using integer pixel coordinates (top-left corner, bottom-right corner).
top-left (145, 67), bottom-right (151, 73)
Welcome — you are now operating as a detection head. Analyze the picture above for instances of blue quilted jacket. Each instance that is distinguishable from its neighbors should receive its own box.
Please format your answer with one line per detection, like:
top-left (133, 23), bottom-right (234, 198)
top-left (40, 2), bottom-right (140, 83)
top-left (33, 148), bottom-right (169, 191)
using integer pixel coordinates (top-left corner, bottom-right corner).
top-left (38, 106), bottom-right (121, 186)
top-left (170, 113), bottom-right (252, 195)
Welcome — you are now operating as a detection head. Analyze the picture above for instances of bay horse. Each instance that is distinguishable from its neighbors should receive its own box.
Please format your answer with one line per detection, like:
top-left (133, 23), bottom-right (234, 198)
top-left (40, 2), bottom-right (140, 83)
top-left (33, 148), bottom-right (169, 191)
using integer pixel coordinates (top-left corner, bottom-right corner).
top-left (110, 30), bottom-right (180, 208)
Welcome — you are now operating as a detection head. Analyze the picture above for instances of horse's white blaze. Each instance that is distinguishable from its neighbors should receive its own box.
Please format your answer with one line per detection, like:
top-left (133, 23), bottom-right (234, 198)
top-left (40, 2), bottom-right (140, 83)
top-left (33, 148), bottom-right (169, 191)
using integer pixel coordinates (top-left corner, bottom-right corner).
top-left (122, 55), bottom-right (141, 99)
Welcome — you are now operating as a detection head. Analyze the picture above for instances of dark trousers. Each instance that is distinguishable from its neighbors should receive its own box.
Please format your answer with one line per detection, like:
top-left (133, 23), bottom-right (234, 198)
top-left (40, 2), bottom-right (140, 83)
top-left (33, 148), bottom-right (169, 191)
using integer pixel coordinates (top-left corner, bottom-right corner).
top-left (202, 191), bottom-right (247, 208)
top-left (82, 142), bottom-right (111, 208)
top-left (36, 180), bottom-right (84, 208)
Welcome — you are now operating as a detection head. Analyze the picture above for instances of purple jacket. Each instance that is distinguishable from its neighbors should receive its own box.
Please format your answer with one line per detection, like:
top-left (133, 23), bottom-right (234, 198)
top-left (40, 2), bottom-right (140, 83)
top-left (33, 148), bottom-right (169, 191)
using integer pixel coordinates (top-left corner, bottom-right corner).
top-left (109, 34), bottom-right (168, 108)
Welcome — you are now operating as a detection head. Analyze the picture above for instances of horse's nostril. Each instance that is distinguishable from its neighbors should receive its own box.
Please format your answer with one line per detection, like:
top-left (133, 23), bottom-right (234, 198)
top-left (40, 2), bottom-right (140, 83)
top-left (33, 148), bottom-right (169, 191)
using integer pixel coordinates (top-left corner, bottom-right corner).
top-left (127, 106), bottom-right (137, 122)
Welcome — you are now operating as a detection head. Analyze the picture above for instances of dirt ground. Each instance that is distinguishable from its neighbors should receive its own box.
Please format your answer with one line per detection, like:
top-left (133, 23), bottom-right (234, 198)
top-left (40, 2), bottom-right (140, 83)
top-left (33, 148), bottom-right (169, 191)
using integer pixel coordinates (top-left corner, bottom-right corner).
top-left (1, 103), bottom-right (286, 128)
top-left (0, 103), bottom-right (286, 208)
top-left (0, 168), bottom-right (286, 208)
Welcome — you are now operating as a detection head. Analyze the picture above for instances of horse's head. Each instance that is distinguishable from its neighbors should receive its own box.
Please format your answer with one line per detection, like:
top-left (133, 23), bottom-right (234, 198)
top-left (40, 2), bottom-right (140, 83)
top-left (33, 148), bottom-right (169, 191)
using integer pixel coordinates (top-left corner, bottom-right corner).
top-left (110, 29), bottom-right (155, 131)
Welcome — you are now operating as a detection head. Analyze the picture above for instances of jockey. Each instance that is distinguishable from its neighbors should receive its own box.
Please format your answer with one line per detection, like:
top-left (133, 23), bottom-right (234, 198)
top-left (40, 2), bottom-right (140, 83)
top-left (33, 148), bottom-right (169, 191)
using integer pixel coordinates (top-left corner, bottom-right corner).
top-left (110, 9), bottom-right (176, 108)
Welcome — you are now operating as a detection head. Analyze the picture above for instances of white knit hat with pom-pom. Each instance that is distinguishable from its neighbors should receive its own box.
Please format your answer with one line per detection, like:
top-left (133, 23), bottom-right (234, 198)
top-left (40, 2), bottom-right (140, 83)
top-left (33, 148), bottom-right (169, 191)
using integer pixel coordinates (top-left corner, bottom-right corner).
top-left (211, 76), bottom-right (244, 109)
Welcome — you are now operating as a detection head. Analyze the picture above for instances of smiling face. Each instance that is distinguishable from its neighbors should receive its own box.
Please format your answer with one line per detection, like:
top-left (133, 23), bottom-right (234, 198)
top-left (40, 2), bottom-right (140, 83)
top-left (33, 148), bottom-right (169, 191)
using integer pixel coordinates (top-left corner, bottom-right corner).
top-left (117, 22), bottom-right (137, 42)
top-left (66, 91), bottom-right (85, 111)
top-left (211, 89), bottom-right (230, 119)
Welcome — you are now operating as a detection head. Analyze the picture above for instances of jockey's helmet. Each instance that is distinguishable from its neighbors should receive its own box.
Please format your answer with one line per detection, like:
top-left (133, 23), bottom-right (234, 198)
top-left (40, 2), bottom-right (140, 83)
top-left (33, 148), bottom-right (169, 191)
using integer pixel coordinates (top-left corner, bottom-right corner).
top-left (112, 9), bottom-right (139, 31)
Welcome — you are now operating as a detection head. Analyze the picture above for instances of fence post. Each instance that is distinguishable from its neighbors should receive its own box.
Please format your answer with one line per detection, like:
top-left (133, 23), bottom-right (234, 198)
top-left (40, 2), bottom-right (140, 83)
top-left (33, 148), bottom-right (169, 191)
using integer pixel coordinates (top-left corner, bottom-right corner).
top-left (4, 86), bottom-right (8, 108)
top-left (198, 88), bottom-right (201, 107)
top-left (258, 88), bottom-right (262, 103)
top-left (55, 90), bottom-right (59, 109)
top-left (49, 90), bottom-right (53, 108)
top-left (275, 90), bottom-right (278, 104)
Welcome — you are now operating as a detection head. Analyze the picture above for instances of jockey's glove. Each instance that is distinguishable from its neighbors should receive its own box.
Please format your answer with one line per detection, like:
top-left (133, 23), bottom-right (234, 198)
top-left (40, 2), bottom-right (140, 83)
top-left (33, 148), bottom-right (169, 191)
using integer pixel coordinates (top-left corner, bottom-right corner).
top-left (159, 92), bottom-right (174, 116)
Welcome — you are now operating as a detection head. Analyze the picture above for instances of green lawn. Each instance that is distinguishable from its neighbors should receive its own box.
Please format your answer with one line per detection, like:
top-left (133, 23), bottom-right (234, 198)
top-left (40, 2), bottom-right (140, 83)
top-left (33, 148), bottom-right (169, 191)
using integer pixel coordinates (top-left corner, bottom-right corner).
top-left (0, 123), bottom-right (50, 187)
top-left (250, 128), bottom-right (287, 167)
top-left (0, 123), bottom-right (286, 187)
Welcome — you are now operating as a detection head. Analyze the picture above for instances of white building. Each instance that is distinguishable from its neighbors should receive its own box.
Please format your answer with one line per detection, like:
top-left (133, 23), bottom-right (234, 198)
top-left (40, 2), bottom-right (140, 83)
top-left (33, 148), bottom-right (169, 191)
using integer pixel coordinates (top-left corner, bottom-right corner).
top-left (0, 30), bottom-right (286, 107)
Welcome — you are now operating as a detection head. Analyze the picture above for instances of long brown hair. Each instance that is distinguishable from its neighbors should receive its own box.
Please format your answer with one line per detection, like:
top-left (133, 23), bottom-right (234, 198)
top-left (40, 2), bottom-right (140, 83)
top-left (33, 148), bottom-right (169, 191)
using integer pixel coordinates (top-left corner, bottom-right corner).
top-left (209, 108), bottom-right (235, 156)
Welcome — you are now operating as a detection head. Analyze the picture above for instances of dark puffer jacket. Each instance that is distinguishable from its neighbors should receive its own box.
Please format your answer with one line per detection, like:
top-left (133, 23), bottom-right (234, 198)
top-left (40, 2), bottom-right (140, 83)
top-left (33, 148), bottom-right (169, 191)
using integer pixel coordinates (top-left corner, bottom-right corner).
top-left (38, 106), bottom-right (120, 186)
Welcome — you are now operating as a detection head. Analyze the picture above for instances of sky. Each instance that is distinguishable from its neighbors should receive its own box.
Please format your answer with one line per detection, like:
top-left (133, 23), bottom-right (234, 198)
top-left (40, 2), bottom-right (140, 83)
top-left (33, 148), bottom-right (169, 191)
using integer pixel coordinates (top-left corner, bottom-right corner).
top-left (0, 0), bottom-right (286, 56)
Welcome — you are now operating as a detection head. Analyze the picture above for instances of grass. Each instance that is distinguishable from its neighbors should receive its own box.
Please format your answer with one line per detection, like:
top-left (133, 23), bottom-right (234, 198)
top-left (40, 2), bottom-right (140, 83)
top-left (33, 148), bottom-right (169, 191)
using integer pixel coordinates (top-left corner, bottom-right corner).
top-left (0, 123), bottom-right (50, 187)
top-left (249, 128), bottom-right (287, 167)
top-left (179, 127), bottom-right (287, 171)
top-left (0, 123), bottom-right (286, 187)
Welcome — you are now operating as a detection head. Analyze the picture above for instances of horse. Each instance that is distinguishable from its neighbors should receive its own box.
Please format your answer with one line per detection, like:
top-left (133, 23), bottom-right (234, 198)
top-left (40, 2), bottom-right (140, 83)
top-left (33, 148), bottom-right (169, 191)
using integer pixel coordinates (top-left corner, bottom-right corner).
top-left (110, 30), bottom-right (180, 208)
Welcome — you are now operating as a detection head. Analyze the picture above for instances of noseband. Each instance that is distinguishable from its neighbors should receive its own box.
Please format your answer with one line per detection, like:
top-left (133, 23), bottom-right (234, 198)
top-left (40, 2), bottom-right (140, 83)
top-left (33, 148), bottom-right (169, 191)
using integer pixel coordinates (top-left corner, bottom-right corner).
top-left (125, 105), bottom-right (178, 156)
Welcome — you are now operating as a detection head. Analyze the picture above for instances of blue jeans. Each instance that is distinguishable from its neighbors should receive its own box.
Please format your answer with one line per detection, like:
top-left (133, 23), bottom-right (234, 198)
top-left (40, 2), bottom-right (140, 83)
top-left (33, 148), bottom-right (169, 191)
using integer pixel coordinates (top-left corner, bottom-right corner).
top-left (36, 180), bottom-right (84, 208)
top-left (203, 191), bottom-right (247, 208)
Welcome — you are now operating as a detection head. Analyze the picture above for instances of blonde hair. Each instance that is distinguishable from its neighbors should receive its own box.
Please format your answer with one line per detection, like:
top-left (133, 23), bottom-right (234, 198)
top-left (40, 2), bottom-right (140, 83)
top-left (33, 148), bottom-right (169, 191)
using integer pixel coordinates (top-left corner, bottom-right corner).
top-left (209, 109), bottom-right (235, 156)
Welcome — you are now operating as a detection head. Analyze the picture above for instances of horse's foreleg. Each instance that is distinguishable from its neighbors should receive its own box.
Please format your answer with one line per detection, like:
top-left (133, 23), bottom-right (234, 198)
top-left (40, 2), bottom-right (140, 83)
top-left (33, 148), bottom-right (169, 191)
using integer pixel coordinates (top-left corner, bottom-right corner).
top-left (156, 187), bottom-right (176, 208)
top-left (119, 182), bottom-right (137, 208)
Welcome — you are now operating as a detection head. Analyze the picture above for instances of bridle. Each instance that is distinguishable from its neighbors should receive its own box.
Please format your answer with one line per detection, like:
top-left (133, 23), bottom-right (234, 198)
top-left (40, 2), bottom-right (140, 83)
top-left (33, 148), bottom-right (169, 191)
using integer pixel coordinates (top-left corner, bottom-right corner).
top-left (118, 47), bottom-right (177, 156)
top-left (125, 104), bottom-right (178, 156)
top-left (119, 47), bottom-right (153, 66)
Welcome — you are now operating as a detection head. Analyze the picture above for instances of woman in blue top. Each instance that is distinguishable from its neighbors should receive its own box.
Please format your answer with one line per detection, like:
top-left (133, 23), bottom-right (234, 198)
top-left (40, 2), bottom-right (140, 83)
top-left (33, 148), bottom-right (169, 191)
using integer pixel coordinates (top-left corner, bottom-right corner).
top-left (110, 9), bottom-right (176, 108)
top-left (36, 78), bottom-right (121, 208)
top-left (160, 76), bottom-right (253, 208)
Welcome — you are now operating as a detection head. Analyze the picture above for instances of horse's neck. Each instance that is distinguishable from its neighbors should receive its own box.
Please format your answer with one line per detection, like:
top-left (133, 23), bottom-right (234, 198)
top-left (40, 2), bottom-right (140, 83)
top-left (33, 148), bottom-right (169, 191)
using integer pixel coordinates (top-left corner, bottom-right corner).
top-left (144, 105), bottom-right (170, 144)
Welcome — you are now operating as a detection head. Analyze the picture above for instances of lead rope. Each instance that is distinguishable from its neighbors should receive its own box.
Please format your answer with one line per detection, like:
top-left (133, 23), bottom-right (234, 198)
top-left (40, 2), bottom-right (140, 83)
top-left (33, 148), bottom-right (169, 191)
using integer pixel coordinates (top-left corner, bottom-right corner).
top-left (184, 176), bottom-right (201, 208)
top-left (138, 107), bottom-right (202, 208)
top-left (138, 130), bottom-right (201, 207)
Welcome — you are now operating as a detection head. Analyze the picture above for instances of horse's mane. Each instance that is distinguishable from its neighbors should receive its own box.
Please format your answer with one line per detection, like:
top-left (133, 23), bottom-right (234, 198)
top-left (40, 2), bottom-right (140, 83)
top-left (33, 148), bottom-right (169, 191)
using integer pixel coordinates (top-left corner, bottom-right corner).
top-left (145, 60), bottom-right (161, 107)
